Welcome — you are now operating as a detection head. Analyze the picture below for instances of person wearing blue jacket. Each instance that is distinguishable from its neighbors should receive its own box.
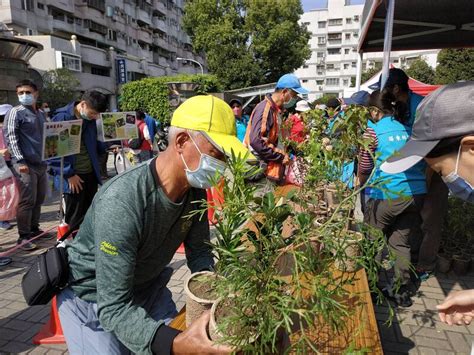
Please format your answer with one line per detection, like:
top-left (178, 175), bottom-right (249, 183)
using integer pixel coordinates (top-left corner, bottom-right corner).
top-left (358, 90), bottom-right (426, 308)
top-left (50, 90), bottom-right (107, 228)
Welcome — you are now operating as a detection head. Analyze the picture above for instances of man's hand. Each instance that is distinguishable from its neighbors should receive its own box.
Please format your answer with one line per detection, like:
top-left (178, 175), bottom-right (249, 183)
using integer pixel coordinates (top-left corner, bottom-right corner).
top-left (18, 164), bottom-right (29, 174)
top-left (437, 289), bottom-right (474, 325)
top-left (0, 148), bottom-right (10, 160)
top-left (172, 311), bottom-right (233, 355)
top-left (282, 154), bottom-right (291, 166)
top-left (68, 175), bottom-right (84, 194)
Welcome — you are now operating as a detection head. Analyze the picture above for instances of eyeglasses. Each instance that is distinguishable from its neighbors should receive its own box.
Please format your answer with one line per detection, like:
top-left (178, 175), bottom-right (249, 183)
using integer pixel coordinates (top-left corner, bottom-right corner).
top-left (17, 91), bottom-right (32, 95)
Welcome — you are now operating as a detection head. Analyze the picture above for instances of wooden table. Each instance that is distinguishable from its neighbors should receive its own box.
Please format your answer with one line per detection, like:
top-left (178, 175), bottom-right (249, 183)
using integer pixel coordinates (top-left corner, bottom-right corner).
top-left (170, 185), bottom-right (382, 353)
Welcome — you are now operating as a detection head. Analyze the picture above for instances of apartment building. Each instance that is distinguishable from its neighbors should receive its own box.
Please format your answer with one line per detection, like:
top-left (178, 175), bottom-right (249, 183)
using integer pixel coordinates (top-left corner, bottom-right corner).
top-left (295, 0), bottom-right (438, 102)
top-left (0, 0), bottom-right (206, 108)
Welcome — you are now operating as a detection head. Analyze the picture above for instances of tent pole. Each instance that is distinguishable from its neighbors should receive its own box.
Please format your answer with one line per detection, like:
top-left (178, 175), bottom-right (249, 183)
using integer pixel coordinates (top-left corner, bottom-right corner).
top-left (381, 0), bottom-right (395, 89)
top-left (356, 51), bottom-right (363, 91)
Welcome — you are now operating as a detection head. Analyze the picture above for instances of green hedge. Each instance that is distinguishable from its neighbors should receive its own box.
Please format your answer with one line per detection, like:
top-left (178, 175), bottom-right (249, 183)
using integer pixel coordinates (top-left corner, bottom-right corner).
top-left (119, 74), bottom-right (222, 124)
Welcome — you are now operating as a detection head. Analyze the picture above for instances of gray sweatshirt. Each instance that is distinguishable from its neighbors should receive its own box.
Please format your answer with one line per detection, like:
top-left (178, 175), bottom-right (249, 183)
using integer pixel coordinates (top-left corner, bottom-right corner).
top-left (67, 158), bottom-right (214, 354)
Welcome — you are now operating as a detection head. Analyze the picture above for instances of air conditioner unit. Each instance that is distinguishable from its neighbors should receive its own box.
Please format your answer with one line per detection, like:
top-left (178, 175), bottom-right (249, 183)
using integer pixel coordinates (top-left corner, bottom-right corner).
top-left (318, 86), bottom-right (324, 90)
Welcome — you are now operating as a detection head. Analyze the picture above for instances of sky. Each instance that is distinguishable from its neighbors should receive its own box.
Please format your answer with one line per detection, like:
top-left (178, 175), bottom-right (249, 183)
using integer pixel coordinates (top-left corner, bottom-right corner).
top-left (301, 0), bottom-right (365, 12)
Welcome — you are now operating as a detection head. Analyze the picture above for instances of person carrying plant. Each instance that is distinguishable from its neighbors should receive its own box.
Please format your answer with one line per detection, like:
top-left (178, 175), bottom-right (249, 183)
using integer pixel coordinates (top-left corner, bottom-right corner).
top-left (358, 90), bottom-right (427, 307)
top-left (56, 95), bottom-right (255, 354)
top-left (49, 90), bottom-right (108, 230)
top-left (244, 73), bottom-right (309, 187)
top-left (380, 81), bottom-right (474, 326)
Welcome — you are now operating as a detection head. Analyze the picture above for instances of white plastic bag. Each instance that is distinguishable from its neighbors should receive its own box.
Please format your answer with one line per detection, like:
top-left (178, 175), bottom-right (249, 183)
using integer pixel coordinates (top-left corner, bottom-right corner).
top-left (115, 152), bottom-right (132, 174)
top-left (0, 156), bottom-right (13, 181)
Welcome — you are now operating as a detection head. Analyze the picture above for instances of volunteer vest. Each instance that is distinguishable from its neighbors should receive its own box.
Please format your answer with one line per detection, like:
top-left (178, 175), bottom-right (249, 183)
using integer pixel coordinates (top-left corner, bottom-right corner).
top-left (367, 116), bottom-right (426, 199)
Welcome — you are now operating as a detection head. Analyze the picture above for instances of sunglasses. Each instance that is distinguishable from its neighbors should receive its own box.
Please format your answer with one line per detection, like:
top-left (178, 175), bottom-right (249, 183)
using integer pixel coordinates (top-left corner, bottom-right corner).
top-left (17, 91), bottom-right (32, 95)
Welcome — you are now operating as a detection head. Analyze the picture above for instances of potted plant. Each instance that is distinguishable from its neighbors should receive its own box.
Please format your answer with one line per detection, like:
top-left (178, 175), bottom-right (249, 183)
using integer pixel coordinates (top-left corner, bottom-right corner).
top-left (184, 271), bottom-right (219, 326)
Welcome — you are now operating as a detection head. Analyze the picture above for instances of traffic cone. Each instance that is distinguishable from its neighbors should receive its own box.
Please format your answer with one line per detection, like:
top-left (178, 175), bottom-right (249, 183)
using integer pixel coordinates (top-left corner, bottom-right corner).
top-left (57, 222), bottom-right (69, 240)
top-left (32, 296), bottom-right (65, 344)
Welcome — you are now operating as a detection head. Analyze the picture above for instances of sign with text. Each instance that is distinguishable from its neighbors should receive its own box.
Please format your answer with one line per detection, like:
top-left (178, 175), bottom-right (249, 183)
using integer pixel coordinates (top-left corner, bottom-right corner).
top-left (99, 112), bottom-right (139, 142)
top-left (116, 59), bottom-right (127, 84)
top-left (42, 120), bottom-right (83, 161)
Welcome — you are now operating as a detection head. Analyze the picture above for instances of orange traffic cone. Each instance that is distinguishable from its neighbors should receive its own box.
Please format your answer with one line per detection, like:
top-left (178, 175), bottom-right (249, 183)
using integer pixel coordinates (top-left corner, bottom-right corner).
top-left (32, 296), bottom-right (65, 344)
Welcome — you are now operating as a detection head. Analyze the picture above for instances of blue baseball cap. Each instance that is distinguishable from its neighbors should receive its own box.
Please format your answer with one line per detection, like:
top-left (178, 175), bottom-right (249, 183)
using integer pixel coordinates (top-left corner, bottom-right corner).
top-left (343, 90), bottom-right (370, 106)
top-left (275, 74), bottom-right (309, 95)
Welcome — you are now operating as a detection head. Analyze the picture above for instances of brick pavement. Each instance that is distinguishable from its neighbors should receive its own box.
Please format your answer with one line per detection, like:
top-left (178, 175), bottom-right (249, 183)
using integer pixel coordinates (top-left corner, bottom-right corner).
top-left (1, 170), bottom-right (474, 353)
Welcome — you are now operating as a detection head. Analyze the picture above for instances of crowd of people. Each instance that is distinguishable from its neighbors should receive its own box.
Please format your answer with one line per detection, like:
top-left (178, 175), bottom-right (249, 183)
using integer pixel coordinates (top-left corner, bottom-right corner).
top-left (0, 70), bottom-right (473, 353)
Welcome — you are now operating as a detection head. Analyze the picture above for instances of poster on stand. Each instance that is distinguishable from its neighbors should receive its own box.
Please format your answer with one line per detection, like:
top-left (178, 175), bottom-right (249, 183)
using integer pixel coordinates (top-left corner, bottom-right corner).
top-left (42, 120), bottom-right (83, 160)
top-left (98, 112), bottom-right (139, 142)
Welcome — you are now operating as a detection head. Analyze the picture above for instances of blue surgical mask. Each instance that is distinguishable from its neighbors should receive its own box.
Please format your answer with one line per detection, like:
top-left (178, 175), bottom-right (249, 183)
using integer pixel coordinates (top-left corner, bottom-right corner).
top-left (180, 133), bottom-right (226, 189)
top-left (441, 145), bottom-right (474, 203)
top-left (18, 94), bottom-right (35, 106)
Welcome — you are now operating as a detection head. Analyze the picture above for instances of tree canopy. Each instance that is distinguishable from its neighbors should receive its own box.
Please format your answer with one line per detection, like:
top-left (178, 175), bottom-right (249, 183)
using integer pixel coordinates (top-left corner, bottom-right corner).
top-left (182, 0), bottom-right (311, 90)
top-left (405, 58), bottom-right (435, 84)
top-left (435, 48), bottom-right (474, 85)
top-left (40, 68), bottom-right (80, 111)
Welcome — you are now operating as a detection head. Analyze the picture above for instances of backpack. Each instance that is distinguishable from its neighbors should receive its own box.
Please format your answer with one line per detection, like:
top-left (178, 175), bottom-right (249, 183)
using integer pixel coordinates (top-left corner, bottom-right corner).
top-left (128, 121), bottom-right (145, 149)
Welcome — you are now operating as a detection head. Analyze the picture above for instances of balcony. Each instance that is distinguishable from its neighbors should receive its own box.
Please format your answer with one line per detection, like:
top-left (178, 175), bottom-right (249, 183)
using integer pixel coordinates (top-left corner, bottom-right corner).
top-left (154, 36), bottom-right (169, 50)
top-left (158, 56), bottom-right (168, 67)
top-left (154, 0), bottom-right (167, 15)
top-left (138, 30), bottom-right (152, 44)
top-left (137, 8), bottom-right (152, 26)
top-left (81, 45), bottom-right (110, 67)
top-left (153, 17), bottom-right (167, 32)
top-left (168, 41), bottom-right (178, 53)
top-left (75, 72), bottom-right (115, 93)
top-left (52, 19), bottom-right (72, 33)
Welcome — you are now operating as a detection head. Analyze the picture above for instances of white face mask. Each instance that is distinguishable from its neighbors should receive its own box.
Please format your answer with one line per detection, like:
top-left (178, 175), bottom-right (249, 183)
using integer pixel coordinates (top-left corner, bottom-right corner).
top-left (43, 107), bottom-right (51, 113)
top-left (441, 145), bottom-right (474, 203)
top-left (180, 133), bottom-right (226, 189)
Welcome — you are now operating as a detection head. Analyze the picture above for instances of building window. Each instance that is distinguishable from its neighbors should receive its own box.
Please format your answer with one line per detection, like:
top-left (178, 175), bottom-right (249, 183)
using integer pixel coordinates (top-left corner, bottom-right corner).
top-left (327, 48), bottom-right (341, 55)
top-left (328, 33), bottom-right (342, 41)
top-left (326, 64), bottom-right (335, 70)
top-left (343, 79), bottom-right (349, 86)
top-left (302, 79), bottom-right (308, 83)
top-left (318, 21), bottom-right (326, 28)
top-left (328, 18), bottom-right (343, 26)
top-left (107, 29), bottom-right (117, 41)
top-left (316, 80), bottom-right (324, 85)
top-left (344, 63), bottom-right (349, 69)
top-left (84, 20), bottom-right (108, 35)
top-left (354, 31), bottom-right (359, 37)
top-left (317, 52), bottom-right (324, 58)
top-left (344, 48), bottom-right (350, 54)
top-left (352, 62), bottom-right (357, 68)
top-left (61, 53), bottom-right (81, 72)
top-left (303, 22), bottom-right (310, 26)
top-left (37, 2), bottom-right (44, 10)
top-left (346, 18), bottom-right (352, 24)
top-left (354, 15), bottom-right (360, 22)
top-left (50, 8), bottom-right (65, 21)
top-left (326, 78), bottom-right (340, 86)
top-left (21, 0), bottom-right (34, 11)
top-left (87, 0), bottom-right (106, 13)
top-left (318, 36), bottom-right (326, 45)
top-left (302, 65), bottom-right (309, 68)
top-left (75, 17), bottom-right (82, 26)
top-left (345, 33), bottom-right (351, 40)
top-left (91, 66), bottom-right (110, 77)
top-left (67, 15), bottom-right (74, 24)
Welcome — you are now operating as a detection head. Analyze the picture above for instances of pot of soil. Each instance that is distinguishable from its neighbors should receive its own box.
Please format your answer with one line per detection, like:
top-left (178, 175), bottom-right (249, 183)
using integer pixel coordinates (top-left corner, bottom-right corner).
top-left (334, 231), bottom-right (363, 273)
top-left (436, 253), bottom-right (452, 273)
top-left (209, 298), bottom-right (256, 346)
top-left (184, 271), bottom-right (219, 327)
top-left (452, 254), bottom-right (470, 275)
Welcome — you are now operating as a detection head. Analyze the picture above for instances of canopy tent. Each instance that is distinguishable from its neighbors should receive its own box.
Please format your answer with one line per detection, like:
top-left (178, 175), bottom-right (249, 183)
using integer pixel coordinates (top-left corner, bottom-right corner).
top-left (358, 0), bottom-right (474, 53)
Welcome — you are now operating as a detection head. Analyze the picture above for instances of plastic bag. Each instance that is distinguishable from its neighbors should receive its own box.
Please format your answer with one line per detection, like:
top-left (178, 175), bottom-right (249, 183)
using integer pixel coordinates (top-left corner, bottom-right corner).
top-left (285, 158), bottom-right (304, 187)
top-left (115, 152), bottom-right (132, 174)
top-left (0, 176), bottom-right (19, 221)
top-left (0, 156), bottom-right (13, 181)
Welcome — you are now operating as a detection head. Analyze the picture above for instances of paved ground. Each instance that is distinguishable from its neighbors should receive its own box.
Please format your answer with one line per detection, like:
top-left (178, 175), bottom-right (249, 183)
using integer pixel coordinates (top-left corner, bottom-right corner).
top-left (1, 158), bottom-right (473, 354)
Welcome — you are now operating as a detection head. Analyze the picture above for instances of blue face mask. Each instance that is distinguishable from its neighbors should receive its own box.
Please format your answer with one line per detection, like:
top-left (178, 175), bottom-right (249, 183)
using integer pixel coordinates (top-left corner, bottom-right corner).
top-left (441, 145), bottom-right (474, 203)
top-left (180, 133), bottom-right (226, 189)
top-left (18, 94), bottom-right (35, 106)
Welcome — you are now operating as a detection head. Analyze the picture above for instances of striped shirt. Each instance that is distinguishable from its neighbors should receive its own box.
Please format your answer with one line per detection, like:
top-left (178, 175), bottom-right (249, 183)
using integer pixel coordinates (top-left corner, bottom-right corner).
top-left (358, 127), bottom-right (378, 175)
